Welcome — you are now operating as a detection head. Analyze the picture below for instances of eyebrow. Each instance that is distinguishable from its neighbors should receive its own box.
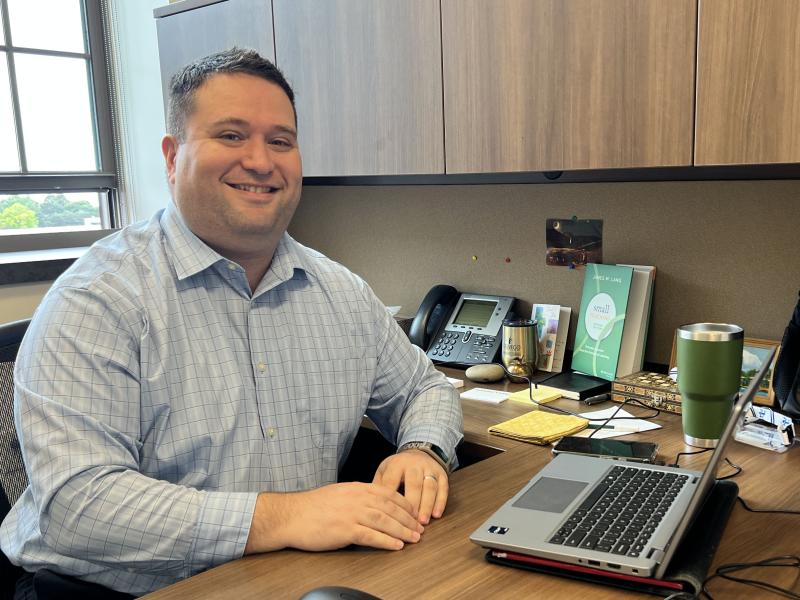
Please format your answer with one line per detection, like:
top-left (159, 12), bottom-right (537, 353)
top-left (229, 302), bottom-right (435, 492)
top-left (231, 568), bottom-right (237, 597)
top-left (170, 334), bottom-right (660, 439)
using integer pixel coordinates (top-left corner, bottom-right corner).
top-left (209, 117), bottom-right (297, 137)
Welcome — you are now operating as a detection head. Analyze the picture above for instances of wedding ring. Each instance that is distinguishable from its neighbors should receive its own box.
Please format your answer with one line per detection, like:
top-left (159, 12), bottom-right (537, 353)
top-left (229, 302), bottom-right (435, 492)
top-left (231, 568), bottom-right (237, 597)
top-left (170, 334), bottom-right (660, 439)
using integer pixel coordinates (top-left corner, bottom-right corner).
top-left (424, 474), bottom-right (438, 482)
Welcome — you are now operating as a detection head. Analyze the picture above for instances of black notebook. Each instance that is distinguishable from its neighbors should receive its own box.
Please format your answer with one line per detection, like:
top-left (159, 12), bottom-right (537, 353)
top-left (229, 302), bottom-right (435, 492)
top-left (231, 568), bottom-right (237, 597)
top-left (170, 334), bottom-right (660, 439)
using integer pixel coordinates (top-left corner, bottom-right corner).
top-left (537, 370), bottom-right (611, 401)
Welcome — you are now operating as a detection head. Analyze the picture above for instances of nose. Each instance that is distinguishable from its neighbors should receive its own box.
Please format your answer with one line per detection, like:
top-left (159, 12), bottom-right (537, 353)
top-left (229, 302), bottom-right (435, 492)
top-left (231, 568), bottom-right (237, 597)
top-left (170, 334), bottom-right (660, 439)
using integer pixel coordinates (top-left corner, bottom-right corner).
top-left (240, 138), bottom-right (275, 175)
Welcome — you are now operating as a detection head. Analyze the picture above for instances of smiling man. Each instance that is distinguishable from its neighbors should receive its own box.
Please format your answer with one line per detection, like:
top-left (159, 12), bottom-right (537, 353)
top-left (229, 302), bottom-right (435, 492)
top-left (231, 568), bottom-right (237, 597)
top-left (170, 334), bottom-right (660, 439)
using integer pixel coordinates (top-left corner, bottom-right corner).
top-left (1, 49), bottom-right (462, 598)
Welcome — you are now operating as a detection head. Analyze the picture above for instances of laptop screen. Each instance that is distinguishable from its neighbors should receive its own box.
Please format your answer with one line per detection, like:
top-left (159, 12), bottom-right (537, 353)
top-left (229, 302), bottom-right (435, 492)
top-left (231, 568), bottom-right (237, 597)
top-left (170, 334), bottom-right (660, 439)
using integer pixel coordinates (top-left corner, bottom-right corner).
top-left (655, 344), bottom-right (777, 578)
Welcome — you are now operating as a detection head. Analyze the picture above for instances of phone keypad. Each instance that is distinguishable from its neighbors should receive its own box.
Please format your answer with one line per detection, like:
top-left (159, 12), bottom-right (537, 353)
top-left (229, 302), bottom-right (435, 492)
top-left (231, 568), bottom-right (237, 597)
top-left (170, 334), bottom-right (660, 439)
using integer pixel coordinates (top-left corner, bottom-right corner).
top-left (431, 332), bottom-right (458, 358)
top-left (428, 332), bottom-right (500, 364)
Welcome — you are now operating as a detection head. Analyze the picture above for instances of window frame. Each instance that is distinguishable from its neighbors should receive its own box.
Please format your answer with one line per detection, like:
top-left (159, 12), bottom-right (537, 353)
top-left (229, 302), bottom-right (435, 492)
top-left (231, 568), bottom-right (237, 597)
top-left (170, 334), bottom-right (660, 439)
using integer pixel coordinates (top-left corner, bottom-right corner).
top-left (0, 0), bottom-right (119, 259)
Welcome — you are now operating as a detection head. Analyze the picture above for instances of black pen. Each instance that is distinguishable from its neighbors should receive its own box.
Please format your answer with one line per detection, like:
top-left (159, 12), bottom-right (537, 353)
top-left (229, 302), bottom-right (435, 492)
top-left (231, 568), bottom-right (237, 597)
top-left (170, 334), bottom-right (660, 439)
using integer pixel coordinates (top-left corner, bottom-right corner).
top-left (583, 393), bottom-right (609, 405)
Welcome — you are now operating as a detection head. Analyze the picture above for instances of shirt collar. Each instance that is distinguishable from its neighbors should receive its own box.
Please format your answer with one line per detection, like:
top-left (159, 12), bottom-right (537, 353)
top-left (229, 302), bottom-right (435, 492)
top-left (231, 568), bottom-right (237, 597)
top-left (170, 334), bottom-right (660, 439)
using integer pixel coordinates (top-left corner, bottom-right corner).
top-left (160, 201), bottom-right (225, 280)
top-left (160, 201), bottom-right (315, 285)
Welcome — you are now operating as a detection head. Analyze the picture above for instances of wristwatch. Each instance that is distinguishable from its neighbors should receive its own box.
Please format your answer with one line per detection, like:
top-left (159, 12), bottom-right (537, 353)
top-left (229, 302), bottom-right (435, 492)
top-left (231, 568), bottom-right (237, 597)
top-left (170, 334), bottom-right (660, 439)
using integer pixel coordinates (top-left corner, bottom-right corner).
top-left (397, 441), bottom-right (452, 472)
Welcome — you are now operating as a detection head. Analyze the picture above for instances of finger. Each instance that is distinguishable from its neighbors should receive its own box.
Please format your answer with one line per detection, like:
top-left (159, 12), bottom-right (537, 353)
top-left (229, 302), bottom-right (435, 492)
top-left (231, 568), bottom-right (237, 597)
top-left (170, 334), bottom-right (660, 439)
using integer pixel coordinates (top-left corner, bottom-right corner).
top-left (417, 474), bottom-right (439, 524)
top-left (374, 461), bottom-right (405, 495)
top-left (369, 483), bottom-right (419, 524)
top-left (431, 475), bottom-right (449, 519)
top-left (353, 525), bottom-right (406, 551)
top-left (371, 462), bottom-right (385, 485)
top-left (362, 498), bottom-right (424, 542)
top-left (401, 467), bottom-right (425, 519)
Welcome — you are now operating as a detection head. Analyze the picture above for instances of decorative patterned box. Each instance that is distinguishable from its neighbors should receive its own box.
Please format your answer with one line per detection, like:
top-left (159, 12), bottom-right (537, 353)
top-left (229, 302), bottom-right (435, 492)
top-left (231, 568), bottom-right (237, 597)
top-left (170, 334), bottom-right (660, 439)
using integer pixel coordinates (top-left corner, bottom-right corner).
top-left (612, 371), bottom-right (682, 414)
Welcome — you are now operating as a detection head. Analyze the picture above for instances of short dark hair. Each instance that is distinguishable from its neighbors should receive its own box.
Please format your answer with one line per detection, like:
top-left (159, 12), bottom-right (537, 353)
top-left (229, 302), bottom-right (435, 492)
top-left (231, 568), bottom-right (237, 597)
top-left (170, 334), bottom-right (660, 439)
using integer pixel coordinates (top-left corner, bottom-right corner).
top-left (167, 47), bottom-right (296, 142)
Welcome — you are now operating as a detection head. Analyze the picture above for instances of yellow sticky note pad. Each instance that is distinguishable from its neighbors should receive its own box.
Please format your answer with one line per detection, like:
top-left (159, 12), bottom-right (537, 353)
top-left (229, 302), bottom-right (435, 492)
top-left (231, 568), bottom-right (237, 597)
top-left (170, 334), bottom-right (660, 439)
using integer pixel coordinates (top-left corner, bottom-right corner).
top-left (489, 410), bottom-right (588, 445)
top-left (507, 385), bottom-right (562, 406)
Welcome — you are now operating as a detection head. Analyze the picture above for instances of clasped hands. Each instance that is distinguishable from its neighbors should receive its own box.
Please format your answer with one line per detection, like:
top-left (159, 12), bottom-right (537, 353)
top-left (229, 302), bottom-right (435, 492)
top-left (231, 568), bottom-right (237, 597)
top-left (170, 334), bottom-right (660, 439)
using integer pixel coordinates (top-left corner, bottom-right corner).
top-left (245, 449), bottom-right (448, 554)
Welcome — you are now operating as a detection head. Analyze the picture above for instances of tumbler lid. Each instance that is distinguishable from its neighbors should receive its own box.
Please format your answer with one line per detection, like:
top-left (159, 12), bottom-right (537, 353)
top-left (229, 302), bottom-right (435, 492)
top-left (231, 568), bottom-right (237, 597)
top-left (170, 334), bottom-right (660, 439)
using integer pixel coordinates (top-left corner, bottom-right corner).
top-left (677, 323), bottom-right (743, 342)
top-left (502, 318), bottom-right (536, 327)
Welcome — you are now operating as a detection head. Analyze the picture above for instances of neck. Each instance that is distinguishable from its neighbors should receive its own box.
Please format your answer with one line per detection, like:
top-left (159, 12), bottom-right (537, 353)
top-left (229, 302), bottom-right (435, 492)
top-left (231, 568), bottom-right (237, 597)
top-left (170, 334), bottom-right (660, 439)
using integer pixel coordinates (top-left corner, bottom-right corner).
top-left (208, 235), bottom-right (282, 293)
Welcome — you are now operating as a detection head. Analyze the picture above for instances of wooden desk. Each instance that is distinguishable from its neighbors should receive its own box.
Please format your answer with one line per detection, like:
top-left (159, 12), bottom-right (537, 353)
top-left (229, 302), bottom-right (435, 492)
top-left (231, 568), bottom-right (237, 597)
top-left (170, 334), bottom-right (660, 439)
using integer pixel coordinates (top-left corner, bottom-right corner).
top-left (143, 369), bottom-right (800, 599)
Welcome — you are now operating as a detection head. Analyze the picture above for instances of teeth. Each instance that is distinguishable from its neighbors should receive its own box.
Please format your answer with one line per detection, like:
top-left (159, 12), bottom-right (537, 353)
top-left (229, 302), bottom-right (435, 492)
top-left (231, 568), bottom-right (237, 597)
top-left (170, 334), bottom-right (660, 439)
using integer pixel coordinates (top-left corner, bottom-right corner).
top-left (232, 184), bottom-right (275, 193)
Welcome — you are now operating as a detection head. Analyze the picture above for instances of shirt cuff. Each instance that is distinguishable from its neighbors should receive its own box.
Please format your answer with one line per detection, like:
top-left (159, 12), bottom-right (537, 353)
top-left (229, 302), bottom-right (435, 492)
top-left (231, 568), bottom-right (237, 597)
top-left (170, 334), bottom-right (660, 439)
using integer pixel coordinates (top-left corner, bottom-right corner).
top-left (397, 425), bottom-right (462, 470)
top-left (188, 491), bottom-right (259, 573)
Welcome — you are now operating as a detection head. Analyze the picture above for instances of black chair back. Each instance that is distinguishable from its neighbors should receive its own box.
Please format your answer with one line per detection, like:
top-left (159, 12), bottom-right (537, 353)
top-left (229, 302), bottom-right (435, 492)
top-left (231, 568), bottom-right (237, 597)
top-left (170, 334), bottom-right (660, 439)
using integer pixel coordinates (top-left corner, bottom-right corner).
top-left (0, 318), bottom-right (31, 600)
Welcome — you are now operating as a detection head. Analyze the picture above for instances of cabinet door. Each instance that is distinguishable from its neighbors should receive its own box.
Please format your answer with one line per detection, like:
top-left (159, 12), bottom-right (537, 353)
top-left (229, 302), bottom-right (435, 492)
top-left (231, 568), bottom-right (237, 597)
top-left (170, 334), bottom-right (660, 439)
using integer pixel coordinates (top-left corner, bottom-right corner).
top-left (156, 0), bottom-right (274, 113)
top-left (273, 0), bottom-right (444, 176)
top-left (695, 0), bottom-right (800, 165)
top-left (441, 0), bottom-right (696, 173)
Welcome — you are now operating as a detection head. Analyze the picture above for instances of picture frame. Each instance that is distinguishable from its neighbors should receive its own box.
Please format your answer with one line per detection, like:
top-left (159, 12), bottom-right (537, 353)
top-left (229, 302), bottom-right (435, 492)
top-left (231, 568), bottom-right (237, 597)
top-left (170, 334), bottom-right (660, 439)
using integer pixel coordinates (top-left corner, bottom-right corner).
top-left (670, 335), bottom-right (781, 406)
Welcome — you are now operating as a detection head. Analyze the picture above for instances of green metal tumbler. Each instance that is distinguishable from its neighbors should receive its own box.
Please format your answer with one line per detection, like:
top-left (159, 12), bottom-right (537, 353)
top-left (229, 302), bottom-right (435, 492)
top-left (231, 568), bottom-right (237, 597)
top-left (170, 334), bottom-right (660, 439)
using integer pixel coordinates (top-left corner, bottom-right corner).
top-left (676, 323), bottom-right (743, 448)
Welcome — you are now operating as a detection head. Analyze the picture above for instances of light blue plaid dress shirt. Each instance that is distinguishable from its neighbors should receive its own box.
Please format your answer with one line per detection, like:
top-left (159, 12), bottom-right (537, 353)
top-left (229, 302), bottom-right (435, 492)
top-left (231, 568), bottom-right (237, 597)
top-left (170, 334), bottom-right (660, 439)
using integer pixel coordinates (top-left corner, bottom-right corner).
top-left (0, 202), bottom-right (463, 596)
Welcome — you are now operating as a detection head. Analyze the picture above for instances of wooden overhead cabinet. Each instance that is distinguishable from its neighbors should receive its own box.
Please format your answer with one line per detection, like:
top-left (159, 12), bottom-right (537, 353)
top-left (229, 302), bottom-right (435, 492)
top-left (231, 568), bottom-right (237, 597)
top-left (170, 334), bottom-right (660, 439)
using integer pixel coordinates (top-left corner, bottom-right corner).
top-left (155, 0), bottom-right (274, 113)
top-left (273, 0), bottom-right (445, 176)
top-left (695, 0), bottom-right (800, 165)
top-left (441, 0), bottom-right (697, 173)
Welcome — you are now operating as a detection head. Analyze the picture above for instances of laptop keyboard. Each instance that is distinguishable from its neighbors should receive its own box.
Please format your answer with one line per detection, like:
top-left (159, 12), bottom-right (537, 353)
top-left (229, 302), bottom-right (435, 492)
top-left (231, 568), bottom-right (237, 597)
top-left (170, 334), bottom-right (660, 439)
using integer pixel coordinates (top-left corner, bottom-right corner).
top-left (548, 465), bottom-right (689, 558)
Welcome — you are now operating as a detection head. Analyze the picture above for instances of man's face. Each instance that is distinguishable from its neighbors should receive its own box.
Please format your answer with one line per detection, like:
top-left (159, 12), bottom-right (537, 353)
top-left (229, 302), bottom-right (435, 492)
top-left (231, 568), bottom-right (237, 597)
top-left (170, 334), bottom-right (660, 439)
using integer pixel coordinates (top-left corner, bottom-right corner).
top-left (162, 73), bottom-right (302, 255)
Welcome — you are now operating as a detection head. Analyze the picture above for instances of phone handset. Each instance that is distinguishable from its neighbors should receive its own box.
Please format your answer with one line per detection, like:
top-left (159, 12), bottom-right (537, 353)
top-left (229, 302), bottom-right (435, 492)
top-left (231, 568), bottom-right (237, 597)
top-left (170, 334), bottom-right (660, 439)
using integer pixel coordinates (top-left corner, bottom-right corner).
top-left (409, 284), bottom-right (459, 350)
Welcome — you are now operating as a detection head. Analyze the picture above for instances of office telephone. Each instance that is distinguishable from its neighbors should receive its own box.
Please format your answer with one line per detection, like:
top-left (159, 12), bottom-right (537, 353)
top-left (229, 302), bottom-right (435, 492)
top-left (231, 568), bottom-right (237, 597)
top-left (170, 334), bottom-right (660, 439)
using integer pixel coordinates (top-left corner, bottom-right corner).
top-left (409, 285), bottom-right (515, 367)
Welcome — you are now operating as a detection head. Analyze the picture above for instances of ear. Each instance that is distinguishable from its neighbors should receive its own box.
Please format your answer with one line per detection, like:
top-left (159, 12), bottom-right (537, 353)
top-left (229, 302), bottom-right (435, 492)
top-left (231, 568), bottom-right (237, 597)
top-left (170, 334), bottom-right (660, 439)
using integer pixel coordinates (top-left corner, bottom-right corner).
top-left (161, 135), bottom-right (179, 185)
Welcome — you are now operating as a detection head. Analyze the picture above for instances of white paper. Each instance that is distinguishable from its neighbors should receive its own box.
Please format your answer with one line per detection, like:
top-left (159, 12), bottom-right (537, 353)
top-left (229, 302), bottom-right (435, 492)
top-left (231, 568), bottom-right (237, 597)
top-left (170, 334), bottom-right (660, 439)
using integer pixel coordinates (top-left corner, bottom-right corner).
top-left (460, 388), bottom-right (510, 404)
top-left (446, 376), bottom-right (464, 389)
top-left (575, 407), bottom-right (662, 437)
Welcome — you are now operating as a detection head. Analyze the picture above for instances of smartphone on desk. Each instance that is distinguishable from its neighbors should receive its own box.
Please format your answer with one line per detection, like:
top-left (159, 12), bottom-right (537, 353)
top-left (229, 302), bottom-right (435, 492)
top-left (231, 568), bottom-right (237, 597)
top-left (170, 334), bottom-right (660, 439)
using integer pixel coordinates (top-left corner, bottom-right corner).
top-left (551, 436), bottom-right (659, 464)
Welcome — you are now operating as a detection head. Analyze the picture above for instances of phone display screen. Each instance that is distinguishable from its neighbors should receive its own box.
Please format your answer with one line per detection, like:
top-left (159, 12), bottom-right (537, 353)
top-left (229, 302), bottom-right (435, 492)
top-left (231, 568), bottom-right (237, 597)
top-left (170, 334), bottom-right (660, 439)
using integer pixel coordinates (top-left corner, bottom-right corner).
top-left (552, 436), bottom-right (658, 462)
top-left (452, 299), bottom-right (496, 327)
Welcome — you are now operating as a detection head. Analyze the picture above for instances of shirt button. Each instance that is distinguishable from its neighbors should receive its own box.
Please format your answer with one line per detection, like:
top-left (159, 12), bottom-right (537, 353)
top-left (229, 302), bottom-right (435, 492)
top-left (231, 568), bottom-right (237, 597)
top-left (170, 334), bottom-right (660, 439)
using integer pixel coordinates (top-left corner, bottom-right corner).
top-left (267, 427), bottom-right (276, 438)
top-left (228, 263), bottom-right (237, 270)
top-left (257, 362), bottom-right (266, 372)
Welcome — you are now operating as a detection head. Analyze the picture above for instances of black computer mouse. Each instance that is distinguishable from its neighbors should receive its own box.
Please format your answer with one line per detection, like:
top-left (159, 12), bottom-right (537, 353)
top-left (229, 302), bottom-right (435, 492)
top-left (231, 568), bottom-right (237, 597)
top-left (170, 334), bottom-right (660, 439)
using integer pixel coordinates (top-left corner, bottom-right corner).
top-left (298, 586), bottom-right (382, 600)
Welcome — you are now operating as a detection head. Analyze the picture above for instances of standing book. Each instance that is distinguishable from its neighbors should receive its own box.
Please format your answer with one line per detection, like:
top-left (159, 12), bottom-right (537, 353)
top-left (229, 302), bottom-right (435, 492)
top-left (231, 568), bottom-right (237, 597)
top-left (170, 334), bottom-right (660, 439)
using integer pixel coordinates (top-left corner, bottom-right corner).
top-left (572, 263), bottom-right (634, 381)
top-left (531, 304), bottom-right (571, 373)
top-left (615, 265), bottom-right (656, 377)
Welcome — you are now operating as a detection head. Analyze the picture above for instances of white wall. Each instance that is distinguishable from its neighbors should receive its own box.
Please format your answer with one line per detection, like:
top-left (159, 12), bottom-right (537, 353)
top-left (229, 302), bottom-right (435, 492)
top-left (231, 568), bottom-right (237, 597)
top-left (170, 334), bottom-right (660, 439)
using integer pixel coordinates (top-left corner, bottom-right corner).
top-left (113, 0), bottom-right (172, 222)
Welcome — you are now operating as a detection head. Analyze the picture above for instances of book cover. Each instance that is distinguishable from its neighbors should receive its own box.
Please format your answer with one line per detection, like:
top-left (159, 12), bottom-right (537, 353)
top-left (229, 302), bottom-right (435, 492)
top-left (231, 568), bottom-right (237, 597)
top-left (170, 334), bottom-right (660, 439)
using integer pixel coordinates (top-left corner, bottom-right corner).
top-left (615, 265), bottom-right (656, 377)
top-left (572, 263), bottom-right (634, 381)
top-left (551, 306), bottom-right (572, 373)
top-left (532, 303), bottom-right (561, 371)
top-left (536, 370), bottom-right (611, 401)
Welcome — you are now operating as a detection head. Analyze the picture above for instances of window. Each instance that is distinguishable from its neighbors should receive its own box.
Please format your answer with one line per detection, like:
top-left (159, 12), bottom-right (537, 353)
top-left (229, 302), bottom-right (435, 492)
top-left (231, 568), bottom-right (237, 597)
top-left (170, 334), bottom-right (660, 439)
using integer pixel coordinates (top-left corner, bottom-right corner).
top-left (0, 0), bottom-right (117, 254)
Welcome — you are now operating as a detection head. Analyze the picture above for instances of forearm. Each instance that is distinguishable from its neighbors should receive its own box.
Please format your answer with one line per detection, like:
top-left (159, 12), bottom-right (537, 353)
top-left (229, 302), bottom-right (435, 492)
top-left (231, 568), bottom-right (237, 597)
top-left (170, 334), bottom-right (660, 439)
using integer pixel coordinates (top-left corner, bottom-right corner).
top-left (394, 360), bottom-right (464, 457)
top-left (41, 467), bottom-right (257, 577)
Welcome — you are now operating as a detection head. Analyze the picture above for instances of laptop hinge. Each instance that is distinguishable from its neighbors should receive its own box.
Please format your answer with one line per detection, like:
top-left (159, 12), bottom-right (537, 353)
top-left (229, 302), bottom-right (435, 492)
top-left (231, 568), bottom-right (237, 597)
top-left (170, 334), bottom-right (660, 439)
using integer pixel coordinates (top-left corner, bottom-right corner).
top-left (647, 548), bottom-right (666, 562)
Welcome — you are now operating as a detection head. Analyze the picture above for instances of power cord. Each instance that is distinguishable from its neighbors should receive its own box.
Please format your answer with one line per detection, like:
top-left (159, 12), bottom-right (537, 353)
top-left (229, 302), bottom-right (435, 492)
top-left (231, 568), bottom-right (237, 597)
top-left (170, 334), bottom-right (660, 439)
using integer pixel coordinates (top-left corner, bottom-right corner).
top-left (701, 555), bottom-right (800, 599)
top-left (496, 363), bottom-right (661, 428)
top-left (668, 447), bottom-right (742, 480)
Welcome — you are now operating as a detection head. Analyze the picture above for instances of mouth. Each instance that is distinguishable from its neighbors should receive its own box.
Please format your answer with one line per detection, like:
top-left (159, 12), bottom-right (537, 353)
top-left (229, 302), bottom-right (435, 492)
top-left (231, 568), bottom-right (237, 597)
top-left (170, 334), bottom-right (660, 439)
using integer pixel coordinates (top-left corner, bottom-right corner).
top-left (227, 183), bottom-right (280, 194)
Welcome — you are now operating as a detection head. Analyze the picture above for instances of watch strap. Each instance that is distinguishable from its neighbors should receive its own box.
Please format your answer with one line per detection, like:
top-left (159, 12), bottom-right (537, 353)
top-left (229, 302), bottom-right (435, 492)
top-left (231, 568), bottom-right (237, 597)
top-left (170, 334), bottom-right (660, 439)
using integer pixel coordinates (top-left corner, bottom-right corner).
top-left (397, 441), bottom-right (451, 472)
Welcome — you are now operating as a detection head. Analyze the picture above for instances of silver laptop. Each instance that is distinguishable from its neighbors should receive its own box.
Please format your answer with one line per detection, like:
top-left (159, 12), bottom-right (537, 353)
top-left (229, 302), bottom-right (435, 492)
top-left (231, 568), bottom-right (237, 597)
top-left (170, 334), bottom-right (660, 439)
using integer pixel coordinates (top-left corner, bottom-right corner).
top-left (470, 346), bottom-right (776, 579)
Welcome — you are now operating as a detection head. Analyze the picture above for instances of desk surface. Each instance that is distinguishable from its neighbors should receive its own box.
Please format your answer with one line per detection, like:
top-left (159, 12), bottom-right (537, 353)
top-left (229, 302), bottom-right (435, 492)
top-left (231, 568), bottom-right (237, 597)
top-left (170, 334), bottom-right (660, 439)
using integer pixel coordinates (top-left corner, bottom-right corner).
top-left (143, 368), bottom-right (799, 599)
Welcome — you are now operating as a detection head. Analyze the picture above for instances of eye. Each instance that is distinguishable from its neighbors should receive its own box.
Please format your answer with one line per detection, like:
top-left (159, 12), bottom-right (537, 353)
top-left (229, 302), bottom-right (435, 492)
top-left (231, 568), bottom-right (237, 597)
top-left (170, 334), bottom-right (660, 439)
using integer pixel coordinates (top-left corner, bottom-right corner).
top-left (219, 132), bottom-right (244, 142)
top-left (269, 138), bottom-right (295, 150)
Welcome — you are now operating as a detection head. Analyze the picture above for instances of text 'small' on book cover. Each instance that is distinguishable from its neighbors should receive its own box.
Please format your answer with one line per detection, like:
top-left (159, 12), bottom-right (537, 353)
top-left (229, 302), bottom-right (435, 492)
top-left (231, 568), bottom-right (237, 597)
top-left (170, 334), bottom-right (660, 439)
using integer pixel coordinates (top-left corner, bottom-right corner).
top-left (571, 263), bottom-right (634, 381)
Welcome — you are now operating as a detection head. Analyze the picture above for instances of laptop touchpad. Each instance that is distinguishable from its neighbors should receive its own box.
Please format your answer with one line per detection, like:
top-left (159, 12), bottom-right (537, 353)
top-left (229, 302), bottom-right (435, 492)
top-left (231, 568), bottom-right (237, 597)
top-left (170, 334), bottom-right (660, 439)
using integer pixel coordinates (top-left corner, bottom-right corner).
top-left (512, 477), bottom-right (588, 513)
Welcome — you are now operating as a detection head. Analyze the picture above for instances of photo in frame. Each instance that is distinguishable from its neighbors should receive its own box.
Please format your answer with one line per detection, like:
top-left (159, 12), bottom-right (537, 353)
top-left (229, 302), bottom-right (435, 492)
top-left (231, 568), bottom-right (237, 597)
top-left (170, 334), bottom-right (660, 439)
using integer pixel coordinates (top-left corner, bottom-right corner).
top-left (669, 335), bottom-right (781, 406)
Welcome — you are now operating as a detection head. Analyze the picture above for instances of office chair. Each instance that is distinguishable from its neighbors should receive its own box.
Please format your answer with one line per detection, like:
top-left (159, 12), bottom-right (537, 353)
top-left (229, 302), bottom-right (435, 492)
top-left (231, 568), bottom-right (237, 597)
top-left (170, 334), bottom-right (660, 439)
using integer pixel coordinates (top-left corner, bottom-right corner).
top-left (0, 319), bottom-right (134, 600)
top-left (0, 319), bottom-right (30, 600)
